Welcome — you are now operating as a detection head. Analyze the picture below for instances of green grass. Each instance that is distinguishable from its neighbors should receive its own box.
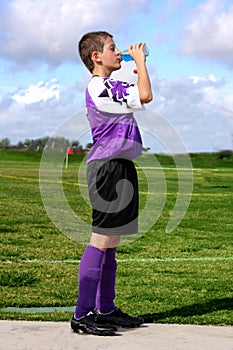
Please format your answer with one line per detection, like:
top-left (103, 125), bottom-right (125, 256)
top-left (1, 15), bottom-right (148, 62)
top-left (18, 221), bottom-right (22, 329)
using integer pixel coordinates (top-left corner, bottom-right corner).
top-left (0, 150), bottom-right (232, 325)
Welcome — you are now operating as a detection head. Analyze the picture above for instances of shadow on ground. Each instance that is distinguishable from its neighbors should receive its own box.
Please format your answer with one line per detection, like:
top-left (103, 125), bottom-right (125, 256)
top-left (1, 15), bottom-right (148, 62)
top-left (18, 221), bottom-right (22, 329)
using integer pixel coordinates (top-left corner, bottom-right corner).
top-left (141, 298), bottom-right (233, 323)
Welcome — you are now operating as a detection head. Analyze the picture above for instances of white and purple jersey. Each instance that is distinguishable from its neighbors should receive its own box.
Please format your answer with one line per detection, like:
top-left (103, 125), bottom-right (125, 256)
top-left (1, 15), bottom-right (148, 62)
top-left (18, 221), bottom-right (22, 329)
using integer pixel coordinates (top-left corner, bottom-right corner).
top-left (86, 76), bottom-right (144, 163)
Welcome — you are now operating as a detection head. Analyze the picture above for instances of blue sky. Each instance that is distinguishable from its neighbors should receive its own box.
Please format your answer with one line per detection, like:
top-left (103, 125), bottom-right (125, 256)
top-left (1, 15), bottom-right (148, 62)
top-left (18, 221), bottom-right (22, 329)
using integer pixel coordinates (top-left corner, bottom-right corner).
top-left (0, 0), bottom-right (233, 153)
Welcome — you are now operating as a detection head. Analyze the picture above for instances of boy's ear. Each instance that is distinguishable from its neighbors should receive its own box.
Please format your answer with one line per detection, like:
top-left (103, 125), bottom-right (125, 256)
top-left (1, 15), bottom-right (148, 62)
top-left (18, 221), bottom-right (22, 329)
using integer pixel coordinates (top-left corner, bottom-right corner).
top-left (91, 51), bottom-right (102, 63)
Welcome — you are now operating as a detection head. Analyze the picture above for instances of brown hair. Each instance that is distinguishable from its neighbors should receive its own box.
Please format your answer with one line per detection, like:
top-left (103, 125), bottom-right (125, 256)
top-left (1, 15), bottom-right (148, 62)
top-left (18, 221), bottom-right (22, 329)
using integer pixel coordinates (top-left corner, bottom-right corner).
top-left (78, 31), bottom-right (113, 73)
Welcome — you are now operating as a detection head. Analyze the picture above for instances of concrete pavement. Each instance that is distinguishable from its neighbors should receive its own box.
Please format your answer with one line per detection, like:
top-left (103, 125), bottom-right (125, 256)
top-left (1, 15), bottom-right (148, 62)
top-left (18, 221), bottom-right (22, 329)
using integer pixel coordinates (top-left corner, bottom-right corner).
top-left (1, 320), bottom-right (233, 350)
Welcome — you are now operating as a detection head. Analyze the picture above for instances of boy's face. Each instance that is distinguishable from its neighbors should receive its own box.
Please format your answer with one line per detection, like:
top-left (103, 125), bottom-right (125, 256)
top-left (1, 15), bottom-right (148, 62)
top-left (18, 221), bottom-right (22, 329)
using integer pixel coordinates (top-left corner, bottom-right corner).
top-left (100, 37), bottom-right (121, 73)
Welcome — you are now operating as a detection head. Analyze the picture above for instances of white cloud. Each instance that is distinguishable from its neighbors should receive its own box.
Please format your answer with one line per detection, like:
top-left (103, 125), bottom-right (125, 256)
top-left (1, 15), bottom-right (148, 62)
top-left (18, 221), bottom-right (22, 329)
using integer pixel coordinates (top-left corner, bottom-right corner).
top-left (13, 80), bottom-right (60, 104)
top-left (181, 0), bottom-right (233, 67)
top-left (148, 74), bottom-right (233, 152)
top-left (190, 74), bottom-right (217, 84)
top-left (0, 0), bottom-right (149, 67)
top-left (0, 78), bottom-right (86, 143)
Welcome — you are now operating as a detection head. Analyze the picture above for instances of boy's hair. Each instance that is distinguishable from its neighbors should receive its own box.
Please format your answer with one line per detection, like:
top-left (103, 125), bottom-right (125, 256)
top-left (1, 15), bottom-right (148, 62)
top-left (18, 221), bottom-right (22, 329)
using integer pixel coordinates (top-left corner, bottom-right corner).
top-left (78, 31), bottom-right (113, 73)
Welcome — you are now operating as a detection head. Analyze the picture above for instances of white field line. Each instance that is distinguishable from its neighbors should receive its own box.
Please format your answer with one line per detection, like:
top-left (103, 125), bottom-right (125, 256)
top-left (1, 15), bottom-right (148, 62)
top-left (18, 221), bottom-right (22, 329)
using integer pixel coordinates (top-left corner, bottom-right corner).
top-left (2, 257), bottom-right (233, 264)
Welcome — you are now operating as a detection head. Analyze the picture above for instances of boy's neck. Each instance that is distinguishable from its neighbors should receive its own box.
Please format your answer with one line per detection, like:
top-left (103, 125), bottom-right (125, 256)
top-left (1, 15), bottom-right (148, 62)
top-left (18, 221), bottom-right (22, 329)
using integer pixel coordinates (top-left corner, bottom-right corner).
top-left (92, 66), bottom-right (112, 78)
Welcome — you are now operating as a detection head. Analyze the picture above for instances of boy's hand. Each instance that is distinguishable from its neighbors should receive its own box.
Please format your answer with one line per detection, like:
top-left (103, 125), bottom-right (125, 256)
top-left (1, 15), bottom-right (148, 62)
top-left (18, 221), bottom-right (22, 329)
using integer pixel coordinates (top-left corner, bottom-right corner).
top-left (127, 43), bottom-right (152, 104)
top-left (128, 43), bottom-right (146, 63)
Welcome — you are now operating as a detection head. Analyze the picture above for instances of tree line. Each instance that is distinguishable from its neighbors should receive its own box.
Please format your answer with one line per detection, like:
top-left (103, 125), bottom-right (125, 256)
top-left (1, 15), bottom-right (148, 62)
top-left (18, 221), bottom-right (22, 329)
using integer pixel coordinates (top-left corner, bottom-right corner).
top-left (0, 137), bottom-right (92, 153)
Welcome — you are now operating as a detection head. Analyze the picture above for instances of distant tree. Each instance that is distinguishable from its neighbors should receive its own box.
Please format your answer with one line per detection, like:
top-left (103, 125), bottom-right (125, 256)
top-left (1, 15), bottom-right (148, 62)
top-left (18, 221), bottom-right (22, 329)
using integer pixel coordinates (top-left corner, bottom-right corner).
top-left (20, 136), bottom-right (52, 151)
top-left (218, 150), bottom-right (232, 160)
top-left (16, 141), bottom-right (25, 149)
top-left (71, 140), bottom-right (83, 153)
top-left (85, 142), bottom-right (93, 149)
top-left (32, 137), bottom-right (50, 151)
top-left (23, 138), bottom-right (31, 149)
top-left (1, 136), bottom-right (86, 152)
top-left (0, 138), bottom-right (11, 149)
top-left (44, 136), bottom-right (70, 152)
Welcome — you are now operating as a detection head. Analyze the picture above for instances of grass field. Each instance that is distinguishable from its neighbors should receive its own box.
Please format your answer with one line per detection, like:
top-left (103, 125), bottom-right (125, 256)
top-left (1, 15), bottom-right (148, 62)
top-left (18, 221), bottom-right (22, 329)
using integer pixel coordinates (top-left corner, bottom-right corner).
top-left (0, 150), bottom-right (232, 325)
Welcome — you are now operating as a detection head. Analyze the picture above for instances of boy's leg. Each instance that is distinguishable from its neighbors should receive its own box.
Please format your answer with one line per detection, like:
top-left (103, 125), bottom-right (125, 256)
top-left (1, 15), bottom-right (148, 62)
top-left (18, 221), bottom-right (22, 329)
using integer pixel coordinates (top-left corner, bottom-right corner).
top-left (75, 244), bottom-right (105, 319)
top-left (72, 238), bottom-right (119, 335)
top-left (75, 235), bottom-right (120, 319)
top-left (96, 247), bottom-right (117, 313)
top-left (90, 235), bottom-right (144, 328)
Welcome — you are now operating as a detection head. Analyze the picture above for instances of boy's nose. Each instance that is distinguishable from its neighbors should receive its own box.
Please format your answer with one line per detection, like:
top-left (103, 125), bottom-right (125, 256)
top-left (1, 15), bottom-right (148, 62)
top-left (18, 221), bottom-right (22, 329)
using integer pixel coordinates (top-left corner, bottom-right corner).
top-left (115, 48), bottom-right (121, 56)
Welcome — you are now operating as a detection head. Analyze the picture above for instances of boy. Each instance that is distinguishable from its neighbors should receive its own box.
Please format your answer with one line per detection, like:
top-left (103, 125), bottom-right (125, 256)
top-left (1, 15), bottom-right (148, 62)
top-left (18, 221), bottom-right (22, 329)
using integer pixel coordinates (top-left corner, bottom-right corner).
top-left (71, 31), bottom-right (153, 336)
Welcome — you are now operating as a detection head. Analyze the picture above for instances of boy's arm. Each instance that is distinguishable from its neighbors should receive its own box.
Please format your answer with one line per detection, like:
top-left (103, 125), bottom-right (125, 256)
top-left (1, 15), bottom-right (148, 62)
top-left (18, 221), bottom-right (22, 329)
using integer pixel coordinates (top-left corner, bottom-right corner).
top-left (128, 43), bottom-right (153, 104)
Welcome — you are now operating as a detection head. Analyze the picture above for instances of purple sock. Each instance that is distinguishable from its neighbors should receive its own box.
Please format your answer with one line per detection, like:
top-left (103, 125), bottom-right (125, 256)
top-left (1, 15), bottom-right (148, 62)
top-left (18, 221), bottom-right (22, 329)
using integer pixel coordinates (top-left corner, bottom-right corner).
top-left (75, 245), bottom-right (105, 319)
top-left (96, 248), bottom-right (117, 314)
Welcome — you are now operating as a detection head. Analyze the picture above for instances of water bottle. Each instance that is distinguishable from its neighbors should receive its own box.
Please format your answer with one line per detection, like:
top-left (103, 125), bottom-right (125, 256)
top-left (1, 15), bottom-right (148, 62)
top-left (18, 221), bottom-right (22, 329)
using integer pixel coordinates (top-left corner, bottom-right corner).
top-left (121, 44), bottom-right (149, 62)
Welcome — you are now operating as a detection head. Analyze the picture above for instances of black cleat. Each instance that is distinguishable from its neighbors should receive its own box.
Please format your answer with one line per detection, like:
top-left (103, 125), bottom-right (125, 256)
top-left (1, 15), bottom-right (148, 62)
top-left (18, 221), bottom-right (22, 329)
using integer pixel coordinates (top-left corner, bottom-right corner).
top-left (71, 311), bottom-right (117, 336)
top-left (97, 308), bottom-right (144, 328)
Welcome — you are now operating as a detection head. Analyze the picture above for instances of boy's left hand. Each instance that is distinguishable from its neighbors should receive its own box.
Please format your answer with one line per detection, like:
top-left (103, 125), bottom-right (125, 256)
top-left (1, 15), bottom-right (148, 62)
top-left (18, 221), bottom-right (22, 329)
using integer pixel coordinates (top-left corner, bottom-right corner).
top-left (128, 43), bottom-right (146, 63)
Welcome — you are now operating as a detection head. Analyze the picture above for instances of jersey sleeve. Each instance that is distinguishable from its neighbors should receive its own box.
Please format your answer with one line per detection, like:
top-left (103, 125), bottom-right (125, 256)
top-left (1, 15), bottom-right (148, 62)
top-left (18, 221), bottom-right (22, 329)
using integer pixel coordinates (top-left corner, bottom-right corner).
top-left (88, 76), bottom-right (144, 113)
top-left (101, 78), bottom-right (142, 109)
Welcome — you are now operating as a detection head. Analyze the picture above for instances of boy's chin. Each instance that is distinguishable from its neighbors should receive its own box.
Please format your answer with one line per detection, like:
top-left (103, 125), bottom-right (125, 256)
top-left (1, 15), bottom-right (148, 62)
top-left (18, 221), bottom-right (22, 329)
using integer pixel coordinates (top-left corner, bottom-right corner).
top-left (113, 65), bottom-right (121, 71)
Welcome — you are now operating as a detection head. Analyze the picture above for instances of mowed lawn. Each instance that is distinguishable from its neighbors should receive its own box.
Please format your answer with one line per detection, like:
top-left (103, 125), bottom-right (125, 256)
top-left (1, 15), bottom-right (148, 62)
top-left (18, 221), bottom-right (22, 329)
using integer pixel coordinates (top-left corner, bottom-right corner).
top-left (0, 150), bottom-right (232, 325)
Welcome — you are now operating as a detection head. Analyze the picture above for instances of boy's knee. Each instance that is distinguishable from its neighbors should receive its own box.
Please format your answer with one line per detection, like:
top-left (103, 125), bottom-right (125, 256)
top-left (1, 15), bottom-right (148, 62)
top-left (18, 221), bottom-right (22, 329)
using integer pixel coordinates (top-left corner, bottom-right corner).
top-left (90, 233), bottom-right (120, 249)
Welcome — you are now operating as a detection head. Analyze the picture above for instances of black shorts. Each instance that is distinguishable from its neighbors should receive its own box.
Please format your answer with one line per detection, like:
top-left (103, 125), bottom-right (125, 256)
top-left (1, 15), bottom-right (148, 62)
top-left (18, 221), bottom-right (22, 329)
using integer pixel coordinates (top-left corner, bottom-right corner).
top-left (87, 158), bottom-right (138, 235)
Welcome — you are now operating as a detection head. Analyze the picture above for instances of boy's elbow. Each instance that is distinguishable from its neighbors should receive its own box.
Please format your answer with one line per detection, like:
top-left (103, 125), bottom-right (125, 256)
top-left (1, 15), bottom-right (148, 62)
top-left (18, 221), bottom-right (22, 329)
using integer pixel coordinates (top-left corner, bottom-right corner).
top-left (140, 92), bottom-right (153, 104)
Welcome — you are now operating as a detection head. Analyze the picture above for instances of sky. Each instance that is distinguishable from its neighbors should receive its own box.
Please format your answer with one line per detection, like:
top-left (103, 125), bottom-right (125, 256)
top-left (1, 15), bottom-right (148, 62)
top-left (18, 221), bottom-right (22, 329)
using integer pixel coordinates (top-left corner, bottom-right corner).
top-left (0, 0), bottom-right (233, 153)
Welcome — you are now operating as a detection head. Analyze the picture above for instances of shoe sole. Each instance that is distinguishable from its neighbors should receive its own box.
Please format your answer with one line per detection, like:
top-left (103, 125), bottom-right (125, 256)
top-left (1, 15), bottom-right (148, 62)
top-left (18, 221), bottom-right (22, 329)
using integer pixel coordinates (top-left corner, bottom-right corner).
top-left (114, 323), bottom-right (143, 329)
top-left (71, 322), bottom-right (116, 336)
top-left (98, 318), bottom-right (144, 329)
